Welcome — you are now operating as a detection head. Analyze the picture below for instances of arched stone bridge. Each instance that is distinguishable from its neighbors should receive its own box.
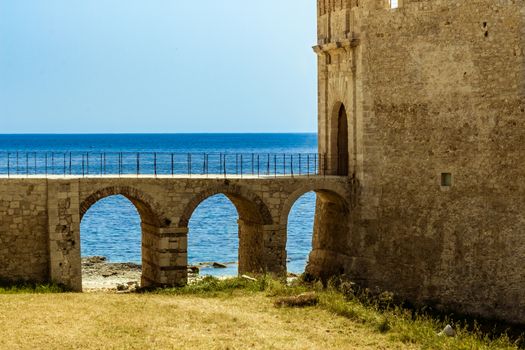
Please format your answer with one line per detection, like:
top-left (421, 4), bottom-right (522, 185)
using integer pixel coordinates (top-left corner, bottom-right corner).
top-left (39, 175), bottom-right (351, 291)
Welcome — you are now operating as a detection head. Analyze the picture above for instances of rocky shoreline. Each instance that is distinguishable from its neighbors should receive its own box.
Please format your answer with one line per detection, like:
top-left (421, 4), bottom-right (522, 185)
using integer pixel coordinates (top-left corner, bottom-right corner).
top-left (82, 256), bottom-right (300, 291)
top-left (81, 256), bottom-right (238, 291)
top-left (82, 256), bottom-right (142, 291)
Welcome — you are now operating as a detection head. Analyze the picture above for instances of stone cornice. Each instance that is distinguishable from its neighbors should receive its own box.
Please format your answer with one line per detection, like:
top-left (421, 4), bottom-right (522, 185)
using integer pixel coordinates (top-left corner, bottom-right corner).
top-left (312, 38), bottom-right (360, 56)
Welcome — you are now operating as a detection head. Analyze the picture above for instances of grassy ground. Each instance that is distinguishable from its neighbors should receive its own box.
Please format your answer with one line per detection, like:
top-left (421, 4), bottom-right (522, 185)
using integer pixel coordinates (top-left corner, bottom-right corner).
top-left (0, 277), bottom-right (521, 350)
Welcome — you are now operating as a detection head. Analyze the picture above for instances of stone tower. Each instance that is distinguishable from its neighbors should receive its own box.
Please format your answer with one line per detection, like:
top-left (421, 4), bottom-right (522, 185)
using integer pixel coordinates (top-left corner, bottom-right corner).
top-left (312, 0), bottom-right (525, 323)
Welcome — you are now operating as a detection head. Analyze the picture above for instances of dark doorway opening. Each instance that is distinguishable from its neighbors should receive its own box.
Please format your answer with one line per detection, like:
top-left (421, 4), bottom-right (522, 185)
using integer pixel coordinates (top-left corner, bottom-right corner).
top-left (337, 104), bottom-right (349, 176)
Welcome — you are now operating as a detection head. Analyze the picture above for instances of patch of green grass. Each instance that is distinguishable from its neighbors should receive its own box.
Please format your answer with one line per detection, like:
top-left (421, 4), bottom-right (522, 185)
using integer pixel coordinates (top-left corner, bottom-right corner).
top-left (0, 282), bottom-right (67, 294)
top-left (153, 276), bottom-right (265, 297)
top-left (154, 275), bottom-right (311, 297)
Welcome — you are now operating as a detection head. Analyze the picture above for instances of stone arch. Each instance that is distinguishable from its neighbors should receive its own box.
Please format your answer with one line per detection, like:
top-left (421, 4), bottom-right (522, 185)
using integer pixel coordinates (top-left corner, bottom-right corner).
top-left (80, 185), bottom-right (165, 227)
top-left (280, 180), bottom-right (351, 280)
top-left (178, 183), bottom-right (273, 228)
top-left (79, 185), bottom-right (167, 289)
top-left (329, 102), bottom-right (350, 176)
top-left (178, 183), bottom-right (274, 276)
top-left (279, 181), bottom-right (349, 226)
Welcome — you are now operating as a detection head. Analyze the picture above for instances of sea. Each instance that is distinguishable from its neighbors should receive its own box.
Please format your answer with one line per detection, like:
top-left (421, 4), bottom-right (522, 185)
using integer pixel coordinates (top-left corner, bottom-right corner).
top-left (0, 134), bottom-right (317, 276)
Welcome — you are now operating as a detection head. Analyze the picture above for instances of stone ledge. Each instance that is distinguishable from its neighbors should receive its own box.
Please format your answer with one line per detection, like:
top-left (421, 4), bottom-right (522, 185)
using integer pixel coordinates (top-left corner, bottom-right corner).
top-left (313, 38), bottom-right (360, 55)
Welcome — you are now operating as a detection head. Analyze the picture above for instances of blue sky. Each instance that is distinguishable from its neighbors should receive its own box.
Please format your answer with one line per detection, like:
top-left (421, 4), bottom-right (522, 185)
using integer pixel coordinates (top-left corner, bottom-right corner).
top-left (0, 1), bottom-right (317, 133)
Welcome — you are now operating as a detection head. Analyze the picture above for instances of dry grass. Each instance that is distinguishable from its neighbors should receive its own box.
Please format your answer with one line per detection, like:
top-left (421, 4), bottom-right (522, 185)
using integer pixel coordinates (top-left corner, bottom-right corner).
top-left (0, 277), bottom-right (520, 350)
top-left (0, 292), bottom-right (415, 350)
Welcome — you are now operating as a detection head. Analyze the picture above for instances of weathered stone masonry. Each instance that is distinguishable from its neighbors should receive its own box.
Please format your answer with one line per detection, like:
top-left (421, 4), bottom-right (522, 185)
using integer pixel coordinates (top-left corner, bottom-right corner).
top-left (316, 0), bottom-right (525, 323)
top-left (0, 176), bottom-right (350, 291)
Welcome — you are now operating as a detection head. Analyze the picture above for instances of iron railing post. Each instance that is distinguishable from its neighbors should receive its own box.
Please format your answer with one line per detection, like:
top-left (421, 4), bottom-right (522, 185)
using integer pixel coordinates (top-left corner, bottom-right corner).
top-left (274, 154), bottom-right (277, 178)
top-left (307, 154), bottom-right (310, 177)
top-left (205, 154), bottom-right (209, 177)
top-left (201, 153), bottom-right (204, 175)
top-left (154, 152), bottom-right (157, 177)
top-left (171, 153), bottom-right (174, 177)
top-left (223, 154), bottom-right (226, 178)
top-left (290, 154), bottom-right (293, 177)
top-left (201, 153), bottom-right (203, 176)
top-left (136, 153), bottom-right (140, 177)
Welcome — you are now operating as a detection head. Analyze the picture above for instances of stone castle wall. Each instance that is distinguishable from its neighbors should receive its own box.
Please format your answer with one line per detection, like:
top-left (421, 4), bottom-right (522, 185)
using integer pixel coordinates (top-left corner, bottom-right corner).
top-left (316, 0), bottom-right (525, 323)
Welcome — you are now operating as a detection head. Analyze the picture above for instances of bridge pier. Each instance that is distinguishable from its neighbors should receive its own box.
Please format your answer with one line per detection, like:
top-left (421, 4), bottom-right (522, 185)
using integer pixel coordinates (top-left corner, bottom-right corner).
top-left (306, 190), bottom-right (351, 281)
top-left (238, 222), bottom-right (286, 277)
top-left (48, 180), bottom-right (82, 291)
top-left (142, 225), bottom-right (188, 287)
top-left (261, 224), bottom-right (287, 276)
top-left (237, 219), bottom-right (264, 275)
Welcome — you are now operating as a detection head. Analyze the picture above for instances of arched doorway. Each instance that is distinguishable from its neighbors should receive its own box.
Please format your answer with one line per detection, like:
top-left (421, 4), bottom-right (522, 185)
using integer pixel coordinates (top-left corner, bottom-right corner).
top-left (286, 191), bottom-right (316, 275)
top-left (282, 184), bottom-right (350, 281)
top-left (336, 104), bottom-right (349, 176)
top-left (80, 195), bottom-right (142, 290)
top-left (188, 194), bottom-right (239, 276)
top-left (79, 186), bottom-right (163, 290)
top-left (179, 185), bottom-right (275, 276)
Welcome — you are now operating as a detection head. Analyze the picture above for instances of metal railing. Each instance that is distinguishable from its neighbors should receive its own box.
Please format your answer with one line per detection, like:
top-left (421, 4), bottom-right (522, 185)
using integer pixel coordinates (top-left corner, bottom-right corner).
top-left (0, 152), bottom-right (341, 178)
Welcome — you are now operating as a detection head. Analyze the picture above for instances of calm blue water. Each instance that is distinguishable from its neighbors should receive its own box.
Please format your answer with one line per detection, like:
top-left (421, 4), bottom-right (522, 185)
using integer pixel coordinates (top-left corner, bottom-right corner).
top-left (0, 134), bottom-right (317, 275)
top-left (0, 133), bottom-right (316, 153)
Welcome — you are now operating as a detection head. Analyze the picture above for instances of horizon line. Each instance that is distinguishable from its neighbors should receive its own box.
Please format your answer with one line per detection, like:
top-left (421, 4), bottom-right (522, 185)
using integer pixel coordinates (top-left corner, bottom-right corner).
top-left (0, 132), bottom-right (318, 136)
